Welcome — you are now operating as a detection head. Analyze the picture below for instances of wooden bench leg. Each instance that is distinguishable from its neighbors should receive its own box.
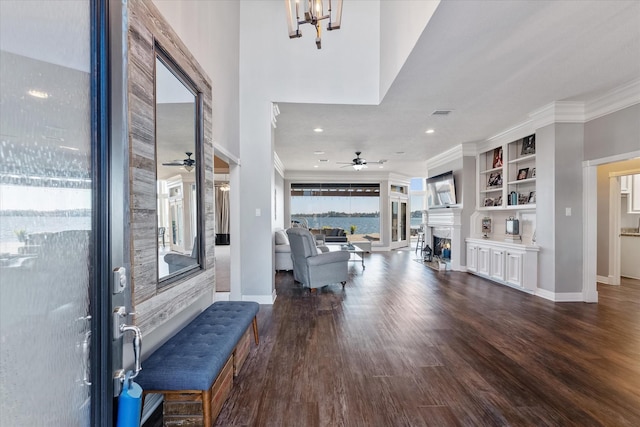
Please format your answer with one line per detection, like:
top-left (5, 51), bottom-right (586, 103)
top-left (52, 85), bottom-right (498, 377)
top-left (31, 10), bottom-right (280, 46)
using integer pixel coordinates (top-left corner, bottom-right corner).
top-left (202, 389), bottom-right (212, 427)
top-left (252, 316), bottom-right (259, 345)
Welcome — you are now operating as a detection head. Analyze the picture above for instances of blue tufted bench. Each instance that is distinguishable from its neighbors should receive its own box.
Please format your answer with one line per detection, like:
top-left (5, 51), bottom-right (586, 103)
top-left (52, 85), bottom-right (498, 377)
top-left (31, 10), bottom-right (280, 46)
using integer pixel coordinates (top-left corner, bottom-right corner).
top-left (136, 301), bottom-right (259, 426)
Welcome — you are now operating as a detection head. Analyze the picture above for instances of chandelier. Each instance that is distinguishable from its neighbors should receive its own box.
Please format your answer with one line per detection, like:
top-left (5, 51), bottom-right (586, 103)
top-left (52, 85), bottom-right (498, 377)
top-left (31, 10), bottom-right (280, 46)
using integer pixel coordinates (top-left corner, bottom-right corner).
top-left (285, 0), bottom-right (343, 49)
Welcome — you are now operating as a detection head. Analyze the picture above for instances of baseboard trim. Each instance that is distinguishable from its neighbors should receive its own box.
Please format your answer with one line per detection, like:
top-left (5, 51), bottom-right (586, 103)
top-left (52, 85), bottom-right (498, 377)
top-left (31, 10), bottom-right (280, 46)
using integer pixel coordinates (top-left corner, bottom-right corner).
top-left (596, 275), bottom-right (610, 285)
top-left (242, 290), bottom-right (276, 305)
top-left (535, 288), bottom-right (584, 302)
top-left (215, 292), bottom-right (230, 301)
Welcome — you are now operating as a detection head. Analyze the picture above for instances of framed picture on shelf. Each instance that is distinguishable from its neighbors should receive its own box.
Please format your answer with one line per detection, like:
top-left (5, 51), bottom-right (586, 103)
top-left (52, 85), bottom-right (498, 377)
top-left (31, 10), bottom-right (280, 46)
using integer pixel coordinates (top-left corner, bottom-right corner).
top-left (492, 147), bottom-right (503, 169)
top-left (482, 217), bottom-right (492, 233)
top-left (529, 167), bottom-right (536, 178)
top-left (521, 134), bottom-right (536, 155)
top-left (518, 194), bottom-right (529, 205)
top-left (517, 168), bottom-right (529, 180)
top-left (487, 172), bottom-right (502, 187)
top-left (494, 195), bottom-right (502, 206)
top-left (484, 197), bottom-right (494, 207)
top-left (528, 191), bottom-right (536, 204)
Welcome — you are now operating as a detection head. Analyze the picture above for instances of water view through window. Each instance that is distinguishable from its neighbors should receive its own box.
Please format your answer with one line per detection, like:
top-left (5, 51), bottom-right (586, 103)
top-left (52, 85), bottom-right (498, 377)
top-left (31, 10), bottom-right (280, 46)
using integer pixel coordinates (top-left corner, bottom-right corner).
top-left (290, 183), bottom-right (380, 239)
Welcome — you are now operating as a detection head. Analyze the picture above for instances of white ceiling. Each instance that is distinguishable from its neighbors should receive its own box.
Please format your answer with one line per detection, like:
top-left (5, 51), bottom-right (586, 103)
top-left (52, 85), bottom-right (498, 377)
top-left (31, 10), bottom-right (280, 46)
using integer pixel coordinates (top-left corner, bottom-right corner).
top-left (274, 1), bottom-right (640, 178)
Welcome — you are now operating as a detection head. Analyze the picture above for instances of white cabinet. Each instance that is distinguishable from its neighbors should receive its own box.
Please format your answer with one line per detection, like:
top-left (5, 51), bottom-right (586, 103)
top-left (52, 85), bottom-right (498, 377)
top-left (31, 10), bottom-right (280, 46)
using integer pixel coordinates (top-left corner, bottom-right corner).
top-left (621, 235), bottom-right (640, 280)
top-left (505, 251), bottom-right (523, 287)
top-left (467, 244), bottom-right (478, 272)
top-left (466, 238), bottom-right (539, 293)
top-left (477, 247), bottom-right (491, 276)
top-left (621, 175), bottom-right (631, 194)
top-left (629, 174), bottom-right (640, 214)
top-left (490, 248), bottom-right (505, 281)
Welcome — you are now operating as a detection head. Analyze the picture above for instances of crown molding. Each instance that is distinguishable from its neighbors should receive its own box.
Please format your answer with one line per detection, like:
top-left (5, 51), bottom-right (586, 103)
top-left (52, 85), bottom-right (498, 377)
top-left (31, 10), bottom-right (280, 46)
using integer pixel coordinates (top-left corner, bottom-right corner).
top-left (274, 151), bottom-right (285, 177)
top-left (529, 101), bottom-right (586, 128)
top-left (213, 143), bottom-right (240, 166)
top-left (585, 78), bottom-right (640, 121)
top-left (426, 144), bottom-right (476, 170)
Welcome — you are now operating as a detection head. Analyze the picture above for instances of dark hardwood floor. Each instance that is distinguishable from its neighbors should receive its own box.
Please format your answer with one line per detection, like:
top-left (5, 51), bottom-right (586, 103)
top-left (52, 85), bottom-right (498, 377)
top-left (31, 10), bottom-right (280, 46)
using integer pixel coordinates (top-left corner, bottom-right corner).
top-left (213, 252), bottom-right (640, 426)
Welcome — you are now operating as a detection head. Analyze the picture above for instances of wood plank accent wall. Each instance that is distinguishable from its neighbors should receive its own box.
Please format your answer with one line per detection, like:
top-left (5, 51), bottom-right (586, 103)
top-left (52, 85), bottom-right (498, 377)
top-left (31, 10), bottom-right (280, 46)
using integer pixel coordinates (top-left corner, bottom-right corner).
top-left (127, 0), bottom-right (215, 335)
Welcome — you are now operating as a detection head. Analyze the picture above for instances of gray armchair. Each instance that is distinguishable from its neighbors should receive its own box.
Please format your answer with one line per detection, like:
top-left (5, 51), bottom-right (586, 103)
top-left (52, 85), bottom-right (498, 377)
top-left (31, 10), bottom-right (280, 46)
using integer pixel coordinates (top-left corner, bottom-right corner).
top-left (164, 238), bottom-right (198, 273)
top-left (286, 228), bottom-right (350, 289)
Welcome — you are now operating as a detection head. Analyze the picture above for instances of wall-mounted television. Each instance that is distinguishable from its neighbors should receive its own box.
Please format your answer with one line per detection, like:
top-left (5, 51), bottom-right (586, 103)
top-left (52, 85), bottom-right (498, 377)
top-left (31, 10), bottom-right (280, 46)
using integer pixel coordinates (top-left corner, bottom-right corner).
top-left (426, 171), bottom-right (457, 209)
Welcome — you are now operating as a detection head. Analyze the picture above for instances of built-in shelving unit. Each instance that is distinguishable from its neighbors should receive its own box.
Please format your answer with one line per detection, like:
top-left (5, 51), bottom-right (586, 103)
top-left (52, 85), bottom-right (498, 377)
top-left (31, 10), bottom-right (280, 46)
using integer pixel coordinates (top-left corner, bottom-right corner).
top-left (477, 134), bottom-right (536, 211)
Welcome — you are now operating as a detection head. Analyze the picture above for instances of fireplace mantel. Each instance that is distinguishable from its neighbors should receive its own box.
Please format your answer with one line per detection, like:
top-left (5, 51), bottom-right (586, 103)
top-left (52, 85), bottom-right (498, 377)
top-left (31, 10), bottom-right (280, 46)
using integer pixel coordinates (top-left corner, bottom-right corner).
top-left (427, 208), bottom-right (462, 227)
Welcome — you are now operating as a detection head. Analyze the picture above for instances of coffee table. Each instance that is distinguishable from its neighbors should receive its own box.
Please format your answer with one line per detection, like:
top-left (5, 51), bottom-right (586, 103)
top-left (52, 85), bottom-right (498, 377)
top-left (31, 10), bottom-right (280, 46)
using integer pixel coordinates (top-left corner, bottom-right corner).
top-left (326, 243), bottom-right (366, 269)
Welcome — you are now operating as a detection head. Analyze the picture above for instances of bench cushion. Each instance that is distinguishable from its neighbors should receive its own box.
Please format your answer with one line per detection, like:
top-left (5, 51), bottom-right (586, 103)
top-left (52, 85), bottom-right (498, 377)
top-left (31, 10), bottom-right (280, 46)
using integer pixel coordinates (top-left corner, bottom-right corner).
top-left (136, 301), bottom-right (259, 391)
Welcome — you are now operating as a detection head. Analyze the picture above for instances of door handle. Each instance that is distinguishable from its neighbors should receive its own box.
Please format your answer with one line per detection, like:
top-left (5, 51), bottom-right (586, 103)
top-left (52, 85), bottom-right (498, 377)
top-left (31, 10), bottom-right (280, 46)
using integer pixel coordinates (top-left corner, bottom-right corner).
top-left (120, 324), bottom-right (142, 379)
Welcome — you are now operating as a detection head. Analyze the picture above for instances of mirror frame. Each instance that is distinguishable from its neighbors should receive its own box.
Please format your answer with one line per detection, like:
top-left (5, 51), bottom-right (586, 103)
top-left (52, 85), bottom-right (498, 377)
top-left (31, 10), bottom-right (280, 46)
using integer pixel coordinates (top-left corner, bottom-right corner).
top-left (154, 43), bottom-right (205, 286)
top-left (126, 0), bottom-right (214, 336)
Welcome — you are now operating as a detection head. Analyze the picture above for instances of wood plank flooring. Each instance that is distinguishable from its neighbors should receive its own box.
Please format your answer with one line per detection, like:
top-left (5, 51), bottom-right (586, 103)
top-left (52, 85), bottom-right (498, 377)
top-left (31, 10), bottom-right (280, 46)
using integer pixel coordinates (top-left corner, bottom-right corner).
top-left (214, 252), bottom-right (640, 426)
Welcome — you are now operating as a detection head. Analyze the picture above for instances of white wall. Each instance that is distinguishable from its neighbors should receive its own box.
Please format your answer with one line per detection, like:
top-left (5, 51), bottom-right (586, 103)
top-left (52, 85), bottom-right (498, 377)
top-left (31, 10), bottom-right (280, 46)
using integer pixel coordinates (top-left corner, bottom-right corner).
top-left (237, 0), bottom-right (391, 301)
top-left (534, 124), bottom-right (555, 293)
top-left (152, 0), bottom-right (240, 158)
top-left (554, 124), bottom-right (584, 293)
top-left (379, 1), bottom-right (439, 99)
top-left (584, 104), bottom-right (640, 162)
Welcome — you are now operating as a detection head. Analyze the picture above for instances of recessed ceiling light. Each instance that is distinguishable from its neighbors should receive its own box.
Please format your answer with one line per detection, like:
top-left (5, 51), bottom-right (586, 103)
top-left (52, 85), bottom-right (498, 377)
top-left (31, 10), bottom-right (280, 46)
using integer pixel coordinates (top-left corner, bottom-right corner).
top-left (395, 151), bottom-right (405, 155)
top-left (28, 89), bottom-right (50, 99)
top-left (313, 128), bottom-right (323, 133)
top-left (319, 159), bottom-right (328, 162)
top-left (313, 151), bottom-right (325, 155)
top-left (425, 129), bottom-right (435, 134)
top-left (379, 165), bottom-right (384, 168)
top-left (314, 165), bottom-right (319, 168)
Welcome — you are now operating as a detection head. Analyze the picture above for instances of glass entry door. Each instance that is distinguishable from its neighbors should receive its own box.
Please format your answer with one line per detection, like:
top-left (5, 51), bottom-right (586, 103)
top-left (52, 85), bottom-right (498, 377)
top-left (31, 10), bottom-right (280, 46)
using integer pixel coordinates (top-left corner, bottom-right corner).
top-left (0, 0), bottom-right (108, 424)
top-left (390, 198), bottom-right (408, 249)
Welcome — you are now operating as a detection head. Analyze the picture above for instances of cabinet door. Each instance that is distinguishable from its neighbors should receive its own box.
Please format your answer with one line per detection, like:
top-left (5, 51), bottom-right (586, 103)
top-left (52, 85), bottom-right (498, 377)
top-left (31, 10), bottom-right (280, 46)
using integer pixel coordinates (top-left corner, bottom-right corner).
top-left (467, 244), bottom-right (478, 272)
top-left (505, 251), bottom-right (523, 287)
top-left (630, 174), bottom-right (640, 213)
top-left (490, 249), bottom-right (505, 281)
top-left (621, 175), bottom-right (630, 194)
top-left (477, 247), bottom-right (490, 276)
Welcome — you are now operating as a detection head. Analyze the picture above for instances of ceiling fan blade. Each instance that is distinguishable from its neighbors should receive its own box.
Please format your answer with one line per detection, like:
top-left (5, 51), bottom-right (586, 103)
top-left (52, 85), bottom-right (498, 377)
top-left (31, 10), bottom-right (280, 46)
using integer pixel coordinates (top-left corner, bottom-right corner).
top-left (162, 161), bottom-right (184, 166)
top-left (336, 162), bottom-right (354, 165)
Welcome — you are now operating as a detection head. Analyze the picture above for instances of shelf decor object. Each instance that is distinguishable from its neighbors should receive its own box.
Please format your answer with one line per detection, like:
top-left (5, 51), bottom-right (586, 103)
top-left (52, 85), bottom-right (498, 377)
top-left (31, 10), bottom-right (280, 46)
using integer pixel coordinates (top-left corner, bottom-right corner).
top-left (521, 134), bottom-right (536, 155)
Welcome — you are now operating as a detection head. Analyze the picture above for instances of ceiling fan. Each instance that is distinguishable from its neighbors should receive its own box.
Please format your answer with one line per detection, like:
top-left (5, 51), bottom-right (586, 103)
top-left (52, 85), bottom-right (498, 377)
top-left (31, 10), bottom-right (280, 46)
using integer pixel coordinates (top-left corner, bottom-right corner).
top-left (162, 152), bottom-right (195, 172)
top-left (337, 151), bottom-right (386, 171)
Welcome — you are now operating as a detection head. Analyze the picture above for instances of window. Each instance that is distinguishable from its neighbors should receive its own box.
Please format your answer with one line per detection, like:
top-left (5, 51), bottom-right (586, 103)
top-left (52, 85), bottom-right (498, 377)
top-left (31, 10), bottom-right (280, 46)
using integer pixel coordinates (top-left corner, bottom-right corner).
top-left (410, 177), bottom-right (426, 234)
top-left (290, 183), bottom-right (380, 238)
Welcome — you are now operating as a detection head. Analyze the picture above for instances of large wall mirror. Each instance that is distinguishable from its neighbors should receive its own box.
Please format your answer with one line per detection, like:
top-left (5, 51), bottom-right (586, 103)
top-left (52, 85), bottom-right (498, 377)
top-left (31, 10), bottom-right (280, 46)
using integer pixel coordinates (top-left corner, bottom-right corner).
top-left (155, 48), bottom-right (202, 283)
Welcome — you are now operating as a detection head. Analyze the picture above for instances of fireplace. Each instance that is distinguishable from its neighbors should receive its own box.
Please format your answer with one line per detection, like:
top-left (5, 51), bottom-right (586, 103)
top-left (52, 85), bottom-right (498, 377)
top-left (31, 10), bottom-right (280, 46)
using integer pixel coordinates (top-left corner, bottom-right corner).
top-left (433, 236), bottom-right (452, 260)
top-left (425, 208), bottom-right (462, 271)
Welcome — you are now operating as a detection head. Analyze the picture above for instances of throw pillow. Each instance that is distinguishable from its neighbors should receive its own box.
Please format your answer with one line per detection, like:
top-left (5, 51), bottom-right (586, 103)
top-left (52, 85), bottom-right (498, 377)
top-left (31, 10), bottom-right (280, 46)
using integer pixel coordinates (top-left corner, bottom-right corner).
top-left (275, 230), bottom-right (289, 245)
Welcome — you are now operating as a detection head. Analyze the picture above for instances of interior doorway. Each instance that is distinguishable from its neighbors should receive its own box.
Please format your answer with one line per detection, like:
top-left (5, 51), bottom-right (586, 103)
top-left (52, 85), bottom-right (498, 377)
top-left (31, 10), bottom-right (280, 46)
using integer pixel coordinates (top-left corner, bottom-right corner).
top-left (605, 163), bottom-right (640, 287)
top-left (584, 151), bottom-right (640, 302)
top-left (214, 155), bottom-right (231, 294)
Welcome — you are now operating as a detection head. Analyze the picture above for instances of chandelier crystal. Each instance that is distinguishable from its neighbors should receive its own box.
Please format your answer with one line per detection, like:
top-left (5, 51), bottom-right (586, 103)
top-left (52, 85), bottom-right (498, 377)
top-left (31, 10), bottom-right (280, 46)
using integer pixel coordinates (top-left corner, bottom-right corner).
top-left (285, 0), bottom-right (343, 49)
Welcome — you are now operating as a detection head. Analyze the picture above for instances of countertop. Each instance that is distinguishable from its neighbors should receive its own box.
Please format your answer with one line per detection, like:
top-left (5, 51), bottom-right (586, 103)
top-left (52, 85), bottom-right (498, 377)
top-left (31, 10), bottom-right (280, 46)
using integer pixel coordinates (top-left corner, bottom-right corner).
top-left (621, 228), bottom-right (640, 237)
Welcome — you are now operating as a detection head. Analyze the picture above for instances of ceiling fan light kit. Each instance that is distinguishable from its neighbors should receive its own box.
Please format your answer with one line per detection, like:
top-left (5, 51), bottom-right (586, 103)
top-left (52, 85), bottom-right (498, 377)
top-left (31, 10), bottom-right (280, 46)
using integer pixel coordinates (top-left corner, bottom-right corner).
top-left (336, 151), bottom-right (386, 171)
top-left (162, 152), bottom-right (195, 172)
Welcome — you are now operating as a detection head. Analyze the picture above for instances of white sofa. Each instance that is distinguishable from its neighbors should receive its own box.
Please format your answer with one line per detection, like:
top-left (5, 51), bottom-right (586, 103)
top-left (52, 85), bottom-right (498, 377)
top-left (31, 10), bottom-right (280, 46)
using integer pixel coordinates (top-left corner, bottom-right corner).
top-left (275, 229), bottom-right (293, 271)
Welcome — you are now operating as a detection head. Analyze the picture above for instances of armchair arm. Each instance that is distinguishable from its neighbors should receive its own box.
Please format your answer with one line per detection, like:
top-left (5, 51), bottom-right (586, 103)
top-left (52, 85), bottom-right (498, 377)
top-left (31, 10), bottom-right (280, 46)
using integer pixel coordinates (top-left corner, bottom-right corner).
top-left (163, 253), bottom-right (196, 268)
top-left (307, 250), bottom-right (350, 267)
